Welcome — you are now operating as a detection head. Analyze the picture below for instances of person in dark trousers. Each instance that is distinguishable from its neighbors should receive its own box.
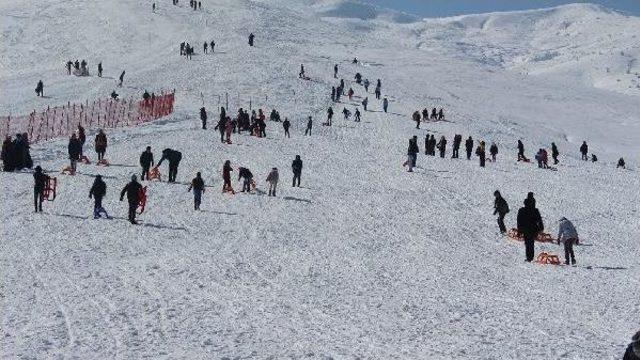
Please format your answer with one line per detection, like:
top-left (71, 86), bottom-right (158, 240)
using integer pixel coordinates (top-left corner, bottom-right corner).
top-left (95, 129), bottom-right (107, 161)
top-left (617, 157), bottom-right (626, 169)
top-left (139, 147), bottom-right (154, 180)
top-left (33, 166), bottom-right (50, 213)
top-left (517, 140), bottom-right (528, 162)
top-left (406, 136), bottom-right (419, 172)
top-left (305, 116), bottom-right (313, 135)
top-left (89, 175), bottom-right (109, 219)
top-left (203, 42), bottom-right (208, 54)
top-left (35, 80), bottom-right (44, 97)
top-left (157, 148), bottom-right (182, 183)
top-left (476, 141), bottom-right (486, 167)
top-left (210, 40), bottom-right (215, 52)
top-left (517, 194), bottom-right (544, 262)
top-left (334, 64), bottom-right (338, 78)
top-left (465, 136), bottom-right (473, 160)
top-left (222, 160), bottom-right (234, 194)
top-left (200, 107), bottom-right (207, 129)
top-left (77, 124), bottom-right (86, 156)
top-left (493, 191), bottom-right (509, 234)
top-left (623, 331), bottom-right (640, 360)
top-left (68, 133), bottom-right (82, 173)
top-left (120, 175), bottom-right (143, 224)
top-left (557, 217), bottom-right (578, 265)
top-left (292, 155), bottom-right (303, 187)
top-left (214, 115), bottom-right (226, 143)
top-left (238, 167), bottom-right (254, 193)
top-left (489, 142), bottom-right (498, 161)
top-left (551, 142), bottom-right (559, 165)
top-left (299, 64), bottom-right (305, 78)
top-left (580, 141), bottom-right (589, 161)
top-left (248, 33), bottom-right (255, 46)
top-left (188, 172), bottom-right (205, 210)
top-left (97, 62), bottom-right (103, 77)
top-left (452, 134), bottom-right (461, 158)
top-left (327, 107), bottom-right (334, 126)
top-left (412, 111), bottom-right (421, 129)
top-left (437, 136), bottom-right (447, 158)
top-left (383, 97), bottom-right (389, 113)
top-left (266, 168), bottom-right (279, 197)
top-left (118, 71), bottom-right (125, 87)
top-left (282, 118), bottom-right (291, 138)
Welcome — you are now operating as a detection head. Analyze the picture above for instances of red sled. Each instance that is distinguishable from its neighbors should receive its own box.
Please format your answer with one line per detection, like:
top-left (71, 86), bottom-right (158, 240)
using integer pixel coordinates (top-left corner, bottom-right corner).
top-left (44, 177), bottom-right (57, 201)
top-left (137, 186), bottom-right (148, 214)
top-left (96, 159), bottom-right (110, 167)
top-left (148, 167), bottom-right (162, 181)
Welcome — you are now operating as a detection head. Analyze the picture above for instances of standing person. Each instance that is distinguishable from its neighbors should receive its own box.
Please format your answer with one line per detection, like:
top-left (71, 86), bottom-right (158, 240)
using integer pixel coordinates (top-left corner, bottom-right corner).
top-left (489, 142), bottom-right (498, 162)
top-left (517, 194), bottom-right (544, 262)
top-left (139, 146), bottom-right (154, 180)
top-left (412, 111), bottom-right (421, 129)
top-left (222, 160), bottom-right (234, 194)
top-left (77, 124), bottom-right (86, 157)
top-left (266, 167), bottom-right (279, 197)
top-left (33, 166), bottom-right (50, 213)
top-left (94, 129), bottom-right (107, 161)
top-left (493, 191), bottom-right (509, 234)
top-left (210, 40), bottom-right (215, 53)
top-left (406, 136), bottom-right (419, 172)
top-left (118, 70), bottom-right (125, 87)
top-left (188, 172), bottom-right (206, 210)
top-left (203, 41), bottom-right (208, 54)
top-left (66, 61), bottom-right (72, 75)
top-left (557, 217), bottom-right (579, 265)
top-left (437, 136), bottom-right (447, 158)
top-left (331, 86), bottom-right (336, 102)
top-left (97, 62), bottom-right (103, 77)
top-left (89, 175), bottom-right (109, 219)
top-left (292, 155), bottom-right (303, 187)
top-left (238, 167), bottom-right (254, 193)
top-left (299, 64), bottom-right (305, 78)
top-left (200, 107), bottom-right (207, 129)
top-left (327, 107), bottom-right (334, 126)
top-left (282, 117), bottom-right (291, 138)
top-left (354, 108), bottom-right (361, 122)
top-left (334, 64), bottom-right (338, 78)
top-left (120, 175), bottom-right (143, 224)
top-left (476, 141), bottom-right (486, 167)
top-left (465, 136), bottom-right (474, 160)
top-left (363, 78), bottom-right (370, 92)
top-left (248, 33), bottom-right (255, 47)
top-left (551, 142), bottom-right (559, 164)
top-left (68, 133), bottom-right (82, 174)
top-left (305, 116), bottom-right (313, 135)
top-left (362, 97), bottom-right (368, 111)
top-left (517, 140), bottom-right (527, 161)
top-left (452, 134), bottom-right (461, 158)
top-left (580, 141), bottom-right (589, 161)
top-left (157, 148), bottom-right (182, 183)
top-left (35, 80), bottom-right (44, 97)
top-left (382, 97), bottom-right (389, 113)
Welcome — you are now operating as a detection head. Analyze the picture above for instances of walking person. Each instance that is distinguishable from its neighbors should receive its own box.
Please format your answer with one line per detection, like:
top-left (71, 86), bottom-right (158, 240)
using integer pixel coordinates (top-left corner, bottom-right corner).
top-left (97, 62), bottom-right (103, 77)
top-left (282, 118), bottom-right (291, 138)
top-left (382, 97), bottom-right (389, 113)
top-left (465, 136), bottom-right (473, 160)
top-left (33, 166), bottom-right (50, 213)
top-left (406, 136), bottom-right (419, 172)
top-left (493, 191), bottom-right (509, 234)
top-left (188, 172), bottom-right (206, 210)
top-left (200, 107), bottom-right (207, 129)
top-left (292, 155), bottom-right (303, 187)
top-left (305, 116), bottom-right (313, 135)
top-left (557, 217), bottom-right (579, 265)
top-left (489, 142), bottom-right (498, 162)
top-left (89, 175), bottom-right (109, 219)
top-left (551, 142), bottom-right (559, 165)
top-left (437, 136), bottom-right (447, 158)
top-left (266, 167), bottom-right (279, 197)
top-left (139, 146), bottom-right (154, 180)
top-left (94, 129), bottom-right (107, 161)
top-left (476, 141), bottom-right (486, 167)
top-left (118, 70), bottom-right (125, 87)
top-left (120, 175), bottom-right (143, 224)
top-left (517, 193), bottom-right (544, 262)
top-left (580, 141), bottom-right (589, 161)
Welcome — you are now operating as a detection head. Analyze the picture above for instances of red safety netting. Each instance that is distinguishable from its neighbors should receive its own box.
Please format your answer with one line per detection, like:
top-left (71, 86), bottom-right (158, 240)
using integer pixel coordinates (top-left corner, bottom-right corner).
top-left (0, 92), bottom-right (175, 143)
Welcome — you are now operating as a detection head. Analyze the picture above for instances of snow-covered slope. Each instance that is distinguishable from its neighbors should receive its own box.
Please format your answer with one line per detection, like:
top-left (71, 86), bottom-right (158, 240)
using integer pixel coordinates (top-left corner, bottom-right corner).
top-left (1, 1), bottom-right (639, 359)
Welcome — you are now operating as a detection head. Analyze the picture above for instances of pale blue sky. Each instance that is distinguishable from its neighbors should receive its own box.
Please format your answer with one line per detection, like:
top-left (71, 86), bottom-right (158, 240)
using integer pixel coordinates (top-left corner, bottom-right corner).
top-left (367, 0), bottom-right (640, 18)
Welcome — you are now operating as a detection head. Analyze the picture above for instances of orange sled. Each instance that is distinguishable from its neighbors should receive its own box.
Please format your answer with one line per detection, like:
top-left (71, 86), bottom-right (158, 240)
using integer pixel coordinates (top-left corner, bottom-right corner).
top-left (507, 228), bottom-right (555, 243)
top-left (536, 252), bottom-right (561, 265)
top-left (148, 167), bottom-right (162, 181)
top-left (137, 186), bottom-right (148, 214)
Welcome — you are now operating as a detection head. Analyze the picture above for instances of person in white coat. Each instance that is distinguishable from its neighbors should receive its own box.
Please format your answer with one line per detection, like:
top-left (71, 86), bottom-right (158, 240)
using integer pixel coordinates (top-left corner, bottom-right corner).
top-left (557, 217), bottom-right (579, 265)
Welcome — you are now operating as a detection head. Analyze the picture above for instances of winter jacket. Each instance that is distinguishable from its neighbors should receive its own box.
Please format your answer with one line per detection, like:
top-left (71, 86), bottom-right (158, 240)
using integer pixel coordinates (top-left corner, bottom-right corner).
top-left (494, 196), bottom-right (509, 215)
top-left (68, 138), bottom-right (82, 160)
top-left (557, 218), bottom-right (578, 243)
top-left (223, 164), bottom-right (233, 182)
top-left (407, 139), bottom-right (419, 155)
top-left (90, 178), bottom-right (107, 199)
top-left (190, 177), bottom-right (205, 192)
top-left (157, 149), bottom-right (182, 166)
top-left (120, 181), bottom-right (142, 204)
top-left (33, 171), bottom-right (49, 191)
top-left (140, 151), bottom-right (154, 168)
top-left (95, 133), bottom-right (107, 152)
top-left (517, 200), bottom-right (544, 237)
top-left (266, 169), bottom-right (279, 184)
top-left (238, 167), bottom-right (253, 180)
top-left (292, 158), bottom-right (303, 174)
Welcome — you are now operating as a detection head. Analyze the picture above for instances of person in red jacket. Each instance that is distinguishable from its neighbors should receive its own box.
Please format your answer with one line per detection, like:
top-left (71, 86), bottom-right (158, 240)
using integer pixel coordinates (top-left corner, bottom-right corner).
top-left (222, 160), bottom-right (235, 194)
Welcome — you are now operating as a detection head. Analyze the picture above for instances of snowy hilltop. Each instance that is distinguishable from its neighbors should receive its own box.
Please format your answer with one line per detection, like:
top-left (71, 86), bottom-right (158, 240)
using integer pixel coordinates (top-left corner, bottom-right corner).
top-left (1, 1), bottom-right (639, 359)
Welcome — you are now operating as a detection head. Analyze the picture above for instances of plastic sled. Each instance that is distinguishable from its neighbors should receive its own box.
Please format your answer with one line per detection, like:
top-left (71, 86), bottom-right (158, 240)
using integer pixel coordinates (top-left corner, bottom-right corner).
top-left (137, 186), bottom-right (148, 214)
top-left (96, 159), bottom-right (110, 167)
top-left (43, 177), bottom-right (57, 201)
top-left (507, 228), bottom-right (555, 243)
top-left (536, 252), bottom-right (561, 266)
top-left (222, 185), bottom-right (236, 195)
top-left (61, 166), bottom-right (75, 175)
top-left (148, 167), bottom-right (162, 181)
top-left (80, 155), bottom-right (91, 164)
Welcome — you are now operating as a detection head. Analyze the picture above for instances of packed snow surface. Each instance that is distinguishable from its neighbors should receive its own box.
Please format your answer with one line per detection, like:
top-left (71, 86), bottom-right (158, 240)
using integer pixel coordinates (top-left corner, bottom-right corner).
top-left (1, 1), bottom-right (639, 359)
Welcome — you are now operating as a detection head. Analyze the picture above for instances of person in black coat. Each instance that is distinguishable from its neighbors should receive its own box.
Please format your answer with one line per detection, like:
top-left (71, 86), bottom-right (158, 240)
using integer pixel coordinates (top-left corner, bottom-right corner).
top-left (517, 194), bottom-right (544, 262)
top-left (518, 140), bottom-right (527, 161)
top-left (452, 135), bottom-right (462, 158)
top-left (305, 116), bottom-right (313, 136)
top-left (68, 133), bottom-right (82, 173)
top-left (580, 141), bottom-right (588, 161)
top-left (33, 166), bottom-right (50, 212)
top-left (188, 172), bottom-right (206, 210)
top-left (493, 191), bottom-right (509, 234)
top-left (200, 107), bottom-right (207, 129)
top-left (139, 147), bottom-right (154, 180)
top-left (89, 175), bottom-right (109, 219)
top-left (624, 331), bottom-right (640, 360)
top-left (120, 175), bottom-right (143, 224)
top-left (292, 155), bottom-right (303, 187)
top-left (237, 167), bottom-right (254, 193)
top-left (551, 142), bottom-right (559, 165)
top-left (465, 136), bottom-right (473, 160)
top-left (214, 117), bottom-right (226, 143)
top-left (406, 136), bottom-right (419, 172)
top-left (282, 118), bottom-right (291, 138)
top-left (157, 148), bottom-right (182, 183)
